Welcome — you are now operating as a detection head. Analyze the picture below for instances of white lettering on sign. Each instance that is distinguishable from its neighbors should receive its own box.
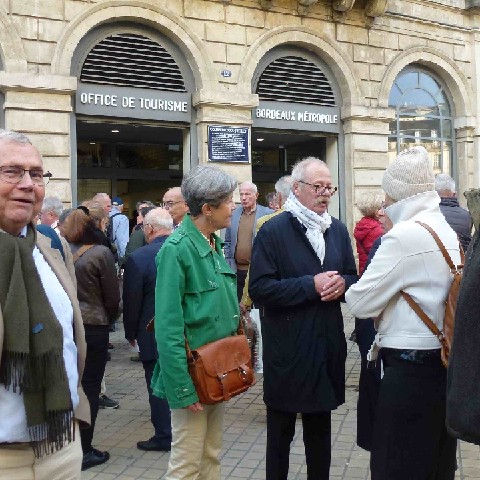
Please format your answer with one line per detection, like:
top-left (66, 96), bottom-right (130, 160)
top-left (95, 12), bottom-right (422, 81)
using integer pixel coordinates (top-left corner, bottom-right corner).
top-left (122, 96), bottom-right (136, 108)
top-left (255, 108), bottom-right (338, 124)
top-left (139, 98), bottom-right (187, 112)
top-left (80, 92), bottom-right (118, 107)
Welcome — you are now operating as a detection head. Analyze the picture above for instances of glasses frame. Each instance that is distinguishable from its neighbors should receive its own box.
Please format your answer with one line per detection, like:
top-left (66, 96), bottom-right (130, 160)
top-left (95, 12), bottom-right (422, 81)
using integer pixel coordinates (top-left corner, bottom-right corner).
top-left (0, 166), bottom-right (52, 186)
top-left (298, 180), bottom-right (337, 196)
top-left (162, 200), bottom-right (184, 209)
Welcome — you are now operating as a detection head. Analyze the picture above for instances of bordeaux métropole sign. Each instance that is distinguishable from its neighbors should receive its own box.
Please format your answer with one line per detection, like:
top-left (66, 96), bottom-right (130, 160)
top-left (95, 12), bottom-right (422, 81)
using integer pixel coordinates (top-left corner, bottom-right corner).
top-left (75, 84), bottom-right (192, 122)
top-left (253, 101), bottom-right (341, 133)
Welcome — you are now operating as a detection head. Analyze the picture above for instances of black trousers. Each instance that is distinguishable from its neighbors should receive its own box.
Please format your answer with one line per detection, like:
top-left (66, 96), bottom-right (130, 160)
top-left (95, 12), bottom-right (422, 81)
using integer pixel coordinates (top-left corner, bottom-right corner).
top-left (80, 324), bottom-right (109, 453)
top-left (266, 406), bottom-right (331, 480)
top-left (371, 349), bottom-right (457, 480)
top-left (236, 268), bottom-right (248, 302)
top-left (142, 359), bottom-right (172, 445)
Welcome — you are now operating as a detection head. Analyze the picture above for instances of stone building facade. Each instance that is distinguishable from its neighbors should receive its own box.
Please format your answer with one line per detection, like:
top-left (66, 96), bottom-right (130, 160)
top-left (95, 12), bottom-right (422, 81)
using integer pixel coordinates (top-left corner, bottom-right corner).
top-left (0, 0), bottom-right (478, 231)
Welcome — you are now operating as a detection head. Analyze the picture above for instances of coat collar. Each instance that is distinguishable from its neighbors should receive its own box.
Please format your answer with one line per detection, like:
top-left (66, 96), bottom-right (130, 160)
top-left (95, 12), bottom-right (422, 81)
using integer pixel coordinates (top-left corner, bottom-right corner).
top-left (180, 214), bottom-right (223, 258)
top-left (385, 190), bottom-right (441, 225)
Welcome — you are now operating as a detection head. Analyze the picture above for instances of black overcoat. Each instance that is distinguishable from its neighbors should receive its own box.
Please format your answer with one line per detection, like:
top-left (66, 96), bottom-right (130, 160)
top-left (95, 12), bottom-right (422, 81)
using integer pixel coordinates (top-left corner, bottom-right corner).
top-left (249, 212), bottom-right (358, 413)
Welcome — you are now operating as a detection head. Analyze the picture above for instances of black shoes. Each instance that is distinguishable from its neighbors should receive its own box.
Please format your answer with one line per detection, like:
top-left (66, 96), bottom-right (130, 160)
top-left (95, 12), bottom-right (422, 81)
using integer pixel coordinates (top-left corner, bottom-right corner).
top-left (137, 437), bottom-right (171, 452)
top-left (99, 394), bottom-right (120, 409)
top-left (82, 448), bottom-right (110, 470)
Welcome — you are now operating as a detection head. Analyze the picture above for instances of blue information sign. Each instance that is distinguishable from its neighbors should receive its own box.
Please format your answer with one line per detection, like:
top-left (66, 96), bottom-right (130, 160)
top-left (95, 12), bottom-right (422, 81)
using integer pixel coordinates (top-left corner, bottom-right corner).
top-left (208, 125), bottom-right (249, 163)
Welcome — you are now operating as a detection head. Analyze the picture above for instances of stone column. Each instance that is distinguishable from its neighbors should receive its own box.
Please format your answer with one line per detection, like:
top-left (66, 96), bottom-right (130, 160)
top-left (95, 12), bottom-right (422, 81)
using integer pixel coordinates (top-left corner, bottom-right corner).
top-left (193, 89), bottom-right (258, 199)
top-left (0, 72), bottom-right (76, 204)
top-left (342, 106), bottom-right (394, 233)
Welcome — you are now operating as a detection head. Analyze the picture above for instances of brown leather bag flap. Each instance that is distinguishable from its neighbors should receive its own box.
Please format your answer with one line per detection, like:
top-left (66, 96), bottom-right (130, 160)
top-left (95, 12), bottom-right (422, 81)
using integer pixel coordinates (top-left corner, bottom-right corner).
top-left (193, 335), bottom-right (251, 378)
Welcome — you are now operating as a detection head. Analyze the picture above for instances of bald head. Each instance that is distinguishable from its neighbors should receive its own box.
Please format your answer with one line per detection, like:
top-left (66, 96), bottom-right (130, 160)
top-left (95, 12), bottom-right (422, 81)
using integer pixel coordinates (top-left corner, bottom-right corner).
top-left (162, 187), bottom-right (189, 225)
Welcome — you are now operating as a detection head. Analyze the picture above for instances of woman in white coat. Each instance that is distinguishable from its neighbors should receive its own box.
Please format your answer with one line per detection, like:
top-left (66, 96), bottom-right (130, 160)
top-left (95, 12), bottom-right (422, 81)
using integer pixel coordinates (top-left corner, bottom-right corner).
top-left (346, 146), bottom-right (460, 480)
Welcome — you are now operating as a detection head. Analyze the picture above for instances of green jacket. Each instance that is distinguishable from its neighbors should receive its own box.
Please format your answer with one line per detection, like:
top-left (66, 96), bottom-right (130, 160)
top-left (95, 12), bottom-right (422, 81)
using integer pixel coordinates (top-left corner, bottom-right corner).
top-left (151, 214), bottom-right (239, 409)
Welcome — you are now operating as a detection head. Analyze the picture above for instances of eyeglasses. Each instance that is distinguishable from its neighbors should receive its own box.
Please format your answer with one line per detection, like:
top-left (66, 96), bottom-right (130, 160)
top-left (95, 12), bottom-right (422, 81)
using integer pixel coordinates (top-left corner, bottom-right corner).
top-left (162, 201), bottom-right (183, 209)
top-left (0, 166), bottom-right (52, 186)
top-left (298, 180), bottom-right (337, 196)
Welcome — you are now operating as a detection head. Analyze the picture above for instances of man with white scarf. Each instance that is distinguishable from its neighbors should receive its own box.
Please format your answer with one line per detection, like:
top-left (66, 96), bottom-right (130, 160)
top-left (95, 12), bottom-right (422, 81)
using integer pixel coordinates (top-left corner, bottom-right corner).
top-left (249, 157), bottom-right (358, 480)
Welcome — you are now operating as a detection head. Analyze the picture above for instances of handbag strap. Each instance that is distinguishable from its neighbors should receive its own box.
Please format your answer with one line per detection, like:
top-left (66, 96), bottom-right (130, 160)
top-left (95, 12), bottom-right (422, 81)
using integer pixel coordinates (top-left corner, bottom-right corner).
top-left (73, 244), bottom-right (94, 263)
top-left (415, 221), bottom-right (464, 272)
top-left (400, 220), bottom-right (463, 343)
top-left (185, 317), bottom-right (244, 360)
top-left (401, 291), bottom-right (445, 342)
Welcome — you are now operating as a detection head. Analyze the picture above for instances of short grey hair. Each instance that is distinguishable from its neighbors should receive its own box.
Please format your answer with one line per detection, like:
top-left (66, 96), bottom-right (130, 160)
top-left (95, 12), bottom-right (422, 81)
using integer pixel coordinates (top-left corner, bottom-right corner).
top-left (42, 196), bottom-right (63, 217)
top-left (275, 175), bottom-right (292, 198)
top-left (239, 181), bottom-right (258, 194)
top-left (356, 191), bottom-right (384, 217)
top-left (435, 173), bottom-right (455, 194)
top-left (291, 157), bottom-right (327, 182)
top-left (0, 129), bottom-right (32, 146)
top-left (144, 208), bottom-right (173, 231)
top-left (182, 165), bottom-right (237, 216)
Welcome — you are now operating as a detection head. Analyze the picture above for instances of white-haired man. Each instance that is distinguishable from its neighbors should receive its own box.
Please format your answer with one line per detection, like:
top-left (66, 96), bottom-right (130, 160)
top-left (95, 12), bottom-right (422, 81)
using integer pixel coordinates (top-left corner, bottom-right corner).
top-left (435, 173), bottom-right (472, 251)
top-left (123, 208), bottom-right (173, 452)
top-left (40, 196), bottom-right (63, 233)
top-left (224, 180), bottom-right (273, 300)
top-left (0, 128), bottom-right (89, 479)
top-left (250, 158), bottom-right (357, 479)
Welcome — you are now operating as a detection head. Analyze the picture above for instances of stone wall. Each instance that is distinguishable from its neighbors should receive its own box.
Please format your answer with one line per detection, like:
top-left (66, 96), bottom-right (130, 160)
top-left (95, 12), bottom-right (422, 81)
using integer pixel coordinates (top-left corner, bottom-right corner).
top-left (0, 0), bottom-right (477, 231)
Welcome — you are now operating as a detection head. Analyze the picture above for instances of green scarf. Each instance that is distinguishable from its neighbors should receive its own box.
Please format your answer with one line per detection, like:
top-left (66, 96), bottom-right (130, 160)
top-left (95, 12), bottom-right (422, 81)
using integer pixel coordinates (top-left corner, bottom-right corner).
top-left (0, 225), bottom-right (73, 457)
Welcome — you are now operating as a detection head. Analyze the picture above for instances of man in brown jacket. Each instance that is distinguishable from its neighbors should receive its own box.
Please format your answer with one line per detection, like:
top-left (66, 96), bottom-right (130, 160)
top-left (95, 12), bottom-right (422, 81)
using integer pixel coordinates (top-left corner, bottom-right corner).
top-left (0, 128), bottom-right (89, 479)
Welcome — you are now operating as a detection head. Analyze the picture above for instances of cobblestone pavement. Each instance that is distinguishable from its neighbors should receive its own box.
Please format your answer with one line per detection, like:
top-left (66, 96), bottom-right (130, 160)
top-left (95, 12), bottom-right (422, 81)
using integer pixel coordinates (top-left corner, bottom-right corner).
top-left (82, 309), bottom-right (480, 480)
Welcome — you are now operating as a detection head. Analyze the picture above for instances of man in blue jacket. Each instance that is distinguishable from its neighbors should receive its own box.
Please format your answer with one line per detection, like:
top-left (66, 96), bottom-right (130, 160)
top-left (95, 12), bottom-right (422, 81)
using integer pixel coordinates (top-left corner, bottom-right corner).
top-left (122, 207), bottom-right (173, 451)
top-left (224, 181), bottom-right (273, 300)
top-left (249, 157), bottom-right (358, 480)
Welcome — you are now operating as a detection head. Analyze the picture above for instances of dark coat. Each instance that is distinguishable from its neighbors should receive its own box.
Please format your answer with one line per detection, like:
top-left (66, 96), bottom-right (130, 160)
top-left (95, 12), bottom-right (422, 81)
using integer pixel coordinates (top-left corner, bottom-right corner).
top-left (123, 236), bottom-right (168, 361)
top-left (249, 211), bottom-right (358, 413)
top-left (446, 230), bottom-right (480, 444)
top-left (439, 197), bottom-right (472, 252)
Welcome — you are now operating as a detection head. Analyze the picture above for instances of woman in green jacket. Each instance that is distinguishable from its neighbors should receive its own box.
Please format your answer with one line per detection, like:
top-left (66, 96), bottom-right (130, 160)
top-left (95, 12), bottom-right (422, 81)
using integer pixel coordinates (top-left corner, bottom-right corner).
top-left (152, 165), bottom-right (239, 480)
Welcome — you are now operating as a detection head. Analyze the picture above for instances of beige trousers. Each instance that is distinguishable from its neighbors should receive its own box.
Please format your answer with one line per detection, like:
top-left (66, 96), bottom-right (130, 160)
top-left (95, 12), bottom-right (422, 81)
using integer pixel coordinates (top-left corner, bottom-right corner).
top-left (165, 403), bottom-right (225, 480)
top-left (0, 423), bottom-right (82, 480)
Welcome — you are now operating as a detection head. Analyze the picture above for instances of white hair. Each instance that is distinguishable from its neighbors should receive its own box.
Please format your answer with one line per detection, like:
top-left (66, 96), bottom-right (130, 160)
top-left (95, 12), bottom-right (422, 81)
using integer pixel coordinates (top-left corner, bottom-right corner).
top-left (291, 157), bottom-right (327, 182)
top-left (0, 129), bottom-right (32, 145)
top-left (275, 175), bottom-right (292, 198)
top-left (435, 173), bottom-right (455, 194)
top-left (144, 208), bottom-right (173, 232)
top-left (42, 196), bottom-right (63, 217)
top-left (239, 181), bottom-right (258, 194)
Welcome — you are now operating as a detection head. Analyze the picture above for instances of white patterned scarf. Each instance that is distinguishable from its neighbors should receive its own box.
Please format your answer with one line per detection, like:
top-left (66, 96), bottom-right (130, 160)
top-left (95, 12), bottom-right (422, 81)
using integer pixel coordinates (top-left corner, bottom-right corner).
top-left (283, 192), bottom-right (332, 263)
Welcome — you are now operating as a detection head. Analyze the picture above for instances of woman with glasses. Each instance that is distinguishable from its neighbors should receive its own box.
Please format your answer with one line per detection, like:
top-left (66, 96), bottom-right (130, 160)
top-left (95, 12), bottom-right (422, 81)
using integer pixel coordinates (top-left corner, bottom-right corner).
top-left (62, 204), bottom-right (120, 471)
top-left (151, 165), bottom-right (238, 480)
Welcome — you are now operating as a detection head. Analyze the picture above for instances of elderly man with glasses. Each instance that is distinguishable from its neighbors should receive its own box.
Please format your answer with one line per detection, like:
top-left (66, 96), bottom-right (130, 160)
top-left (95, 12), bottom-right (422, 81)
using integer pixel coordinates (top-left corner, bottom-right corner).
top-left (0, 129), bottom-right (89, 479)
top-left (162, 187), bottom-right (189, 229)
top-left (249, 156), bottom-right (357, 480)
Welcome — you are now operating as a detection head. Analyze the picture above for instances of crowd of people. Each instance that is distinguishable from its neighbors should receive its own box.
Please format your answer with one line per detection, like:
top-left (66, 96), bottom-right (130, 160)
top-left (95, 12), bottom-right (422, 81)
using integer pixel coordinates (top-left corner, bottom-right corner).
top-left (0, 126), bottom-right (478, 480)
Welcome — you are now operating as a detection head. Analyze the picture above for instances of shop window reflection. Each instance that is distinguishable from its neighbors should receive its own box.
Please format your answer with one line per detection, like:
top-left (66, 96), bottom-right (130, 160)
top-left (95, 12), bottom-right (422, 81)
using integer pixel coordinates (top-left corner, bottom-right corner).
top-left (116, 143), bottom-right (183, 170)
top-left (388, 68), bottom-right (454, 175)
top-left (78, 142), bottom-right (111, 167)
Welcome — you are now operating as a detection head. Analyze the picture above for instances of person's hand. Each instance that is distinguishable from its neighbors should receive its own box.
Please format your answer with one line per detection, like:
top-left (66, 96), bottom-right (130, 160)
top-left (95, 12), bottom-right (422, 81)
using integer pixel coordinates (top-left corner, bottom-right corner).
top-left (128, 339), bottom-right (136, 348)
top-left (314, 271), bottom-right (338, 296)
top-left (317, 272), bottom-right (346, 301)
top-left (185, 402), bottom-right (204, 413)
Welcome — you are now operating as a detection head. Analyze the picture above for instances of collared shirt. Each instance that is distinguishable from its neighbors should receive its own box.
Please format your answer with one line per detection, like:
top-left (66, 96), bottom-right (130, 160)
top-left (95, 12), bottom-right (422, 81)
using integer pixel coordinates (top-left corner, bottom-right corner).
top-left (0, 235), bottom-right (78, 442)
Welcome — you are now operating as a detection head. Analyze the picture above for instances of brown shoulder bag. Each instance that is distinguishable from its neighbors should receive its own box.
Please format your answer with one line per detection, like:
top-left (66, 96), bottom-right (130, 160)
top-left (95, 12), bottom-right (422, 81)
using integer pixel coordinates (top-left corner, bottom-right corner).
top-left (401, 221), bottom-right (464, 368)
top-left (185, 320), bottom-right (256, 404)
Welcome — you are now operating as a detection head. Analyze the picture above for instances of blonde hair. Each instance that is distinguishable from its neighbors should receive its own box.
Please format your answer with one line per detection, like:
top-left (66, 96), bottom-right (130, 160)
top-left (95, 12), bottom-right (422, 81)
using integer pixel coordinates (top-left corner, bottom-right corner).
top-left (356, 191), bottom-right (384, 217)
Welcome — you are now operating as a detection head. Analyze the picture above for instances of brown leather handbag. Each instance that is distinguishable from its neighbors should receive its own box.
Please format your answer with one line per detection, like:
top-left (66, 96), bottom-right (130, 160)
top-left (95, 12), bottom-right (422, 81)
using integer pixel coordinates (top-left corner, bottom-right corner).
top-left (185, 322), bottom-right (256, 405)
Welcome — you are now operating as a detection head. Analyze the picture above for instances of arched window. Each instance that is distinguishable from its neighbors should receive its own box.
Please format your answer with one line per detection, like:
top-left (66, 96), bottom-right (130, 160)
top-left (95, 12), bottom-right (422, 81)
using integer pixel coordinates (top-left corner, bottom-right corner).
top-left (388, 68), bottom-right (454, 174)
